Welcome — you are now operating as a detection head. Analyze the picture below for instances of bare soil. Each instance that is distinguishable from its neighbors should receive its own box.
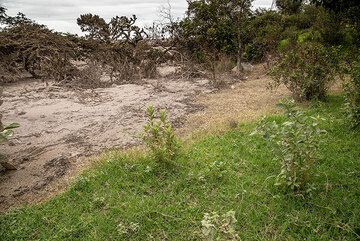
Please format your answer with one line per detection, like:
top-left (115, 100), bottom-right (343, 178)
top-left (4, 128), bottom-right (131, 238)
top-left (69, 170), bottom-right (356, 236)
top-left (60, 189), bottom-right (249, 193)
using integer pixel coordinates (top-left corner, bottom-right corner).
top-left (0, 64), bottom-right (290, 212)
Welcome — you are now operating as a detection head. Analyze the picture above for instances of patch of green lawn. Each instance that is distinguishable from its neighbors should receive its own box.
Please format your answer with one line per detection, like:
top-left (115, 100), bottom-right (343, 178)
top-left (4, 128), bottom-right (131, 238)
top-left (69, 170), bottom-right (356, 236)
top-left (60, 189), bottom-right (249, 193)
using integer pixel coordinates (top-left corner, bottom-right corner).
top-left (1, 96), bottom-right (359, 240)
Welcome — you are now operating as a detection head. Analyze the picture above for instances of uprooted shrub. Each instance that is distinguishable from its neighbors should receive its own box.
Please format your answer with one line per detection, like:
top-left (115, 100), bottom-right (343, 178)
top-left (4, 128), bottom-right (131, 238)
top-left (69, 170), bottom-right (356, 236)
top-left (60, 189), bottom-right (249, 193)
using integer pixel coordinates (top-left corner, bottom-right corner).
top-left (270, 41), bottom-right (340, 101)
top-left (344, 57), bottom-right (360, 129)
top-left (0, 10), bottom-right (78, 83)
top-left (59, 60), bottom-right (105, 89)
top-left (77, 14), bottom-right (151, 84)
top-left (136, 44), bottom-right (171, 79)
top-left (142, 106), bottom-right (180, 165)
top-left (252, 100), bottom-right (326, 194)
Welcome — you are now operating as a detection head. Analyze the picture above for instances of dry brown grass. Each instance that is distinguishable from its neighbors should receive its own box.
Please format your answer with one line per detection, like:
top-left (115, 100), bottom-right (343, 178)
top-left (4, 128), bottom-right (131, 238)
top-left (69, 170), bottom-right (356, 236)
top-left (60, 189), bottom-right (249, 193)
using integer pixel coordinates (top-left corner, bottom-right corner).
top-left (178, 64), bottom-right (291, 139)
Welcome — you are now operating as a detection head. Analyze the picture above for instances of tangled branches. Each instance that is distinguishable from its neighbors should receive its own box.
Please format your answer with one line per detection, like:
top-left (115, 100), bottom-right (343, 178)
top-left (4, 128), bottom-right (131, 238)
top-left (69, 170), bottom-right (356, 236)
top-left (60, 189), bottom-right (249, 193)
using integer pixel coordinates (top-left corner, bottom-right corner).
top-left (0, 9), bottom-right (78, 83)
top-left (0, 8), bottom-right (178, 87)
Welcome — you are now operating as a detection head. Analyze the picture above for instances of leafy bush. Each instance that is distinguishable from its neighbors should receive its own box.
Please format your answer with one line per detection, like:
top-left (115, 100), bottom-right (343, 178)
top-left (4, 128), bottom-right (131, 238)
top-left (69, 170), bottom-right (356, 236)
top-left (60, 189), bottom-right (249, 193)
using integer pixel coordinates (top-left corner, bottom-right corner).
top-left (142, 106), bottom-right (180, 164)
top-left (248, 10), bottom-right (284, 57)
top-left (270, 42), bottom-right (340, 100)
top-left (177, 0), bottom-right (253, 79)
top-left (201, 211), bottom-right (239, 240)
top-left (344, 58), bottom-right (360, 129)
top-left (252, 100), bottom-right (325, 194)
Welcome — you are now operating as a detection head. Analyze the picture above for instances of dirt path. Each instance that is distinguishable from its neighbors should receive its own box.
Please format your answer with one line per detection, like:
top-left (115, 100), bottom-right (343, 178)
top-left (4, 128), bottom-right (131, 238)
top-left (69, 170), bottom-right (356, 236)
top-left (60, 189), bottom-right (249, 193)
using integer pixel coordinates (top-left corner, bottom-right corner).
top-left (0, 65), bottom-right (290, 212)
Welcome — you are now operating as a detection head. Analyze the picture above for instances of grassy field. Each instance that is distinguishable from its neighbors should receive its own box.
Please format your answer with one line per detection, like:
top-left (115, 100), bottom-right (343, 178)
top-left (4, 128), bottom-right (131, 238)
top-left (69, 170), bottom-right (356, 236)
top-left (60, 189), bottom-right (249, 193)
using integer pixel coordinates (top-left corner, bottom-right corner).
top-left (0, 96), bottom-right (359, 240)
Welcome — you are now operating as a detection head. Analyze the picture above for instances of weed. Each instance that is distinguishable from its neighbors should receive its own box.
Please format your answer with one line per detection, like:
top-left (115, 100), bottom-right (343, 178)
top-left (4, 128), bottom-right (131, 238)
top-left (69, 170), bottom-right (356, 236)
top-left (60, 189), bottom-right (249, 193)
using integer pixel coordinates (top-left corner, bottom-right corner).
top-left (201, 211), bottom-right (239, 240)
top-left (252, 99), bottom-right (326, 194)
top-left (142, 106), bottom-right (180, 164)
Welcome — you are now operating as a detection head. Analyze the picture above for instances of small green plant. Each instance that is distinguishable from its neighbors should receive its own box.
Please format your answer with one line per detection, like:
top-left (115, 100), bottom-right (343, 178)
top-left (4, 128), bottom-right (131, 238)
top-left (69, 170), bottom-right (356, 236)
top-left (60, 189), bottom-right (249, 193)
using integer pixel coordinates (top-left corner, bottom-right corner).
top-left (252, 100), bottom-right (325, 194)
top-left (344, 58), bottom-right (360, 129)
top-left (270, 42), bottom-right (340, 101)
top-left (142, 106), bottom-right (180, 164)
top-left (201, 211), bottom-right (239, 241)
top-left (0, 89), bottom-right (19, 144)
top-left (0, 122), bottom-right (20, 143)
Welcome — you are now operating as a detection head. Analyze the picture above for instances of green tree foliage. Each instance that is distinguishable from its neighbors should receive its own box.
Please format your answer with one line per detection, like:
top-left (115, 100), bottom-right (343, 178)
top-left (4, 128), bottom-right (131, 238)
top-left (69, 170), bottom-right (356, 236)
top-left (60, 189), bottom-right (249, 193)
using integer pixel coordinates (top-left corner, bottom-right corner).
top-left (244, 5), bottom-right (337, 63)
top-left (179, 0), bottom-right (253, 72)
top-left (276, 0), bottom-right (304, 14)
top-left (311, 0), bottom-right (360, 18)
top-left (244, 10), bottom-right (284, 62)
top-left (310, 0), bottom-right (360, 43)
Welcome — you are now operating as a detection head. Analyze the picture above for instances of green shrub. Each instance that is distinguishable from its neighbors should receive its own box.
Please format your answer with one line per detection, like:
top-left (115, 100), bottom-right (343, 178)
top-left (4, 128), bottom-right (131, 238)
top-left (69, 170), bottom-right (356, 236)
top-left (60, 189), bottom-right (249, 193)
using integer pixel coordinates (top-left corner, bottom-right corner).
top-left (270, 42), bottom-right (340, 101)
top-left (142, 106), bottom-right (180, 164)
top-left (277, 38), bottom-right (291, 52)
top-left (252, 100), bottom-right (325, 194)
top-left (344, 58), bottom-right (360, 129)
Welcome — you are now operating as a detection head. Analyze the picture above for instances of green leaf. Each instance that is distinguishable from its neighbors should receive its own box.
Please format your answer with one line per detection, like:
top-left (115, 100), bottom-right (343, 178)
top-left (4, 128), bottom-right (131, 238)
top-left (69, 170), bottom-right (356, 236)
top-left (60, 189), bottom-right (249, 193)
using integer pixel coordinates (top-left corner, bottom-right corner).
top-left (3, 123), bottom-right (20, 130)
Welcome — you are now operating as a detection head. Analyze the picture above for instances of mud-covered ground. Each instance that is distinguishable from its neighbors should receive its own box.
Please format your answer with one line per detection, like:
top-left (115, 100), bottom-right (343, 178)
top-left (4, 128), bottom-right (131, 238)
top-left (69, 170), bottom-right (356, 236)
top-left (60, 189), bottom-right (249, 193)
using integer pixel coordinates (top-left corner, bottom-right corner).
top-left (0, 76), bottom-right (214, 211)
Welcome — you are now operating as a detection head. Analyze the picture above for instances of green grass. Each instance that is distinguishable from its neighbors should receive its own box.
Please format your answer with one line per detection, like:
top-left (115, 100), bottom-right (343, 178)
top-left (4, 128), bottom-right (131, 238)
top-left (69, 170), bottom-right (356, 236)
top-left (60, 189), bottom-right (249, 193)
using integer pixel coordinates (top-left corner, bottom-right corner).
top-left (1, 96), bottom-right (359, 240)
